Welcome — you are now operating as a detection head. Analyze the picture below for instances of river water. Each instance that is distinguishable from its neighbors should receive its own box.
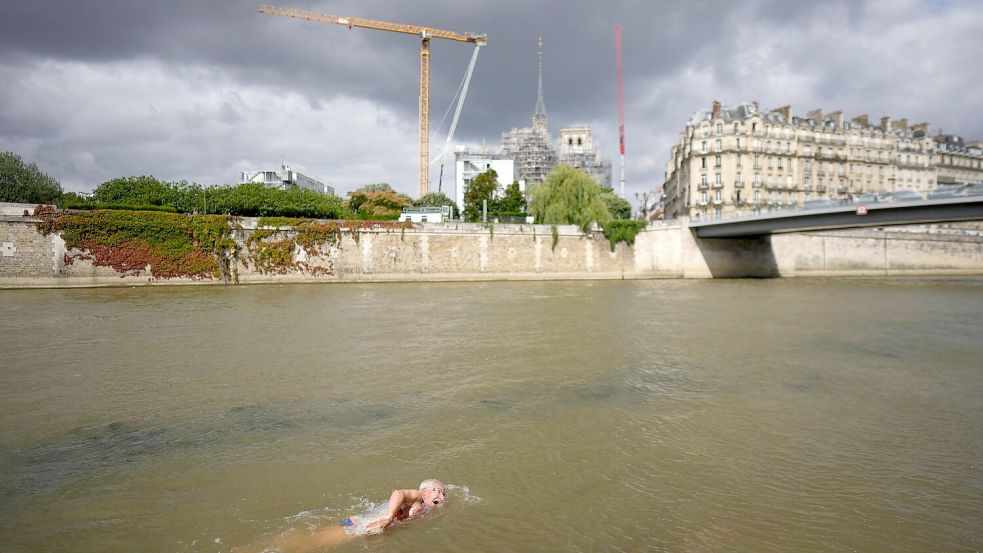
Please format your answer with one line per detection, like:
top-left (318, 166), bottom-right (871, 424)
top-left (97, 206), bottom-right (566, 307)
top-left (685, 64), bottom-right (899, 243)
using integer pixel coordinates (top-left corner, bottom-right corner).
top-left (1, 279), bottom-right (981, 552)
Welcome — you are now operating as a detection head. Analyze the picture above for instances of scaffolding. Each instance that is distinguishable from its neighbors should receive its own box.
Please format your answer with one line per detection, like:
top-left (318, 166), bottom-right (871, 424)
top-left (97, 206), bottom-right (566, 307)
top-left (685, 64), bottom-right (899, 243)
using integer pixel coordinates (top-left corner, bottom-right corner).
top-left (503, 125), bottom-right (556, 186)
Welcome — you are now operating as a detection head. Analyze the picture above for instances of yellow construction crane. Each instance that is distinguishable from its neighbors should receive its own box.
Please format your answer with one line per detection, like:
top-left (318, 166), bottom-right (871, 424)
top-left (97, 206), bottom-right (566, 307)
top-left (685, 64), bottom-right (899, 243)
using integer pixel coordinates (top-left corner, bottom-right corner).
top-left (258, 5), bottom-right (487, 197)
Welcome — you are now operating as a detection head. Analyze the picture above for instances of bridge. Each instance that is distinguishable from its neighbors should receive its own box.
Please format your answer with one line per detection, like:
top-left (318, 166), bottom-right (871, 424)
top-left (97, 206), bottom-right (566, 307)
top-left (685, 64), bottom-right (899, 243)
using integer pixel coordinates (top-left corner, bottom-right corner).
top-left (689, 196), bottom-right (983, 238)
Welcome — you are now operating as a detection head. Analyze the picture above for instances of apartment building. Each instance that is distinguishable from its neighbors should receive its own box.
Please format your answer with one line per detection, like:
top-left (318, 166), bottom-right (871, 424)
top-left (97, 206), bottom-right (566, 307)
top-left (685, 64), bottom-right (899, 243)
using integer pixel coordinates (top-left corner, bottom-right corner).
top-left (661, 101), bottom-right (982, 219)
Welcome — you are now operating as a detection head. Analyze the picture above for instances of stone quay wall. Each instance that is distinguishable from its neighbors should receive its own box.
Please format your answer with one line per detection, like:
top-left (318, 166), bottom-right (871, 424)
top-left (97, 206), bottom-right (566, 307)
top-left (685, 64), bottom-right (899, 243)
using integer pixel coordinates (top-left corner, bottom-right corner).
top-left (1, 203), bottom-right (981, 287)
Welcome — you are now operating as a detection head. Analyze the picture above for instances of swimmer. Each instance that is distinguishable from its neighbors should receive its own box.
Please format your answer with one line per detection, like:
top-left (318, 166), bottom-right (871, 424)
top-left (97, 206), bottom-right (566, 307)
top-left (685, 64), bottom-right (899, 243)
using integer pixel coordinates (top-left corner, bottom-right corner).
top-left (240, 480), bottom-right (445, 552)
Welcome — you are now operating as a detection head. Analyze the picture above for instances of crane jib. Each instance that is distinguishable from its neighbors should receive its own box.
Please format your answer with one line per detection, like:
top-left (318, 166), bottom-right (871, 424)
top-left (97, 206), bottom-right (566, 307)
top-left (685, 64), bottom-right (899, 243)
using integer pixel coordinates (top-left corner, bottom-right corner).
top-left (258, 4), bottom-right (487, 196)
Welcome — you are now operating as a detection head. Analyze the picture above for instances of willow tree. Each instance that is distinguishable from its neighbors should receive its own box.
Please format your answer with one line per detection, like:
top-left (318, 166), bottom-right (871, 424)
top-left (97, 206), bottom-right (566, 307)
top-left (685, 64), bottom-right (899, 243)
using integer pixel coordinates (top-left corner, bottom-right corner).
top-left (529, 164), bottom-right (612, 232)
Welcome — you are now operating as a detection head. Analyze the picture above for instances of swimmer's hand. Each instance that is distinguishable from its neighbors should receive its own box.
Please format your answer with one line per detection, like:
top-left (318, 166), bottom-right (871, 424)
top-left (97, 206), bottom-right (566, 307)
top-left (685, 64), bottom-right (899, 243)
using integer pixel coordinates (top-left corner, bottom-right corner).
top-left (364, 515), bottom-right (393, 534)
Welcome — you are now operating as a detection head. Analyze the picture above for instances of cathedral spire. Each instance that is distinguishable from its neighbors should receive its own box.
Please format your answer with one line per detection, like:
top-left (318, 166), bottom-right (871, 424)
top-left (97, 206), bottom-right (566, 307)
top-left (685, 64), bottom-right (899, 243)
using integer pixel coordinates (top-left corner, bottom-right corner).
top-left (533, 36), bottom-right (547, 132)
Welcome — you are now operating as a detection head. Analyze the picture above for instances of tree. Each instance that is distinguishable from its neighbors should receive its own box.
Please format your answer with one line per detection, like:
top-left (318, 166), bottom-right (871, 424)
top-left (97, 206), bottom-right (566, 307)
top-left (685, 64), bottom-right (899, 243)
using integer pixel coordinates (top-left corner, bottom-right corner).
top-left (414, 191), bottom-right (457, 218)
top-left (0, 152), bottom-right (64, 205)
top-left (356, 183), bottom-right (394, 193)
top-left (92, 175), bottom-right (174, 206)
top-left (463, 169), bottom-right (498, 222)
top-left (528, 164), bottom-right (611, 232)
top-left (600, 189), bottom-right (632, 219)
top-left (346, 184), bottom-right (412, 219)
top-left (495, 181), bottom-right (527, 216)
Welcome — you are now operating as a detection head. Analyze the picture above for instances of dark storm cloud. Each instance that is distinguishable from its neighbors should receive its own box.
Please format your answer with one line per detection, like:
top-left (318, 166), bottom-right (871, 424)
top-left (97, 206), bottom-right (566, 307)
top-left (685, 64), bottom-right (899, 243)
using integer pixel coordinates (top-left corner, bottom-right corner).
top-left (1, 0), bottom-right (981, 199)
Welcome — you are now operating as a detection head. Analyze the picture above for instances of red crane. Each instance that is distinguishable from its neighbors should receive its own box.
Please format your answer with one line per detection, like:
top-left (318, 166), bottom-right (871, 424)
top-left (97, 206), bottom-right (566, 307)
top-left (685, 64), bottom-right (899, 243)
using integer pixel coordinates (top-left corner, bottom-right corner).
top-left (615, 24), bottom-right (626, 198)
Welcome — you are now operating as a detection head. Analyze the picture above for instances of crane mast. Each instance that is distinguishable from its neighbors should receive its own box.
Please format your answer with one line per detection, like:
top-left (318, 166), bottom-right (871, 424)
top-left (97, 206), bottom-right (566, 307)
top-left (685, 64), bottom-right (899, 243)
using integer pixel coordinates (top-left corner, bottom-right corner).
top-left (258, 5), bottom-right (487, 197)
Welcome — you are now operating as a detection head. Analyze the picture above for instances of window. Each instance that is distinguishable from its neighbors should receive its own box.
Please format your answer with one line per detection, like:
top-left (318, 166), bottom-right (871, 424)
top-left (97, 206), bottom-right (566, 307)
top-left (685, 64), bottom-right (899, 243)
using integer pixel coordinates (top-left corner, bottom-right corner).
top-left (700, 191), bottom-right (708, 203)
top-left (767, 157), bottom-right (773, 169)
top-left (716, 123), bottom-right (723, 135)
top-left (753, 190), bottom-right (761, 202)
top-left (701, 157), bottom-right (707, 169)
top-left (736, 138), bottom-right (742, 149)
top-left (804, 145), bottom-right (812, 156)
top-left (701, 141), bottom-right (708, 153)
top-left (715, 173), bottom-right (722, 185)
top-left (714, 155), bottom-right (721, 167)
top-left (736, 190), bottom-right (742, 202)
top-left (736, 173), bottom-right (743, 184)
top-left (777, 158), bottom-right (784, 170)
top-left (736, 155), bottom-right (743, 167)
top-left (702, 126), bottom-right (709, 138)
top-left (752, 122), bottom-right (758, 132)
top-left (700, 174), bottom-right (708, 186)
top-left (733, 122), bottom-right (740, 133)
top-left (715, 139), bottom-right (722, 151)
top-left (753, 173), bottom-right (761, 185)
top-left (754, 155), bottom-right (761, 168)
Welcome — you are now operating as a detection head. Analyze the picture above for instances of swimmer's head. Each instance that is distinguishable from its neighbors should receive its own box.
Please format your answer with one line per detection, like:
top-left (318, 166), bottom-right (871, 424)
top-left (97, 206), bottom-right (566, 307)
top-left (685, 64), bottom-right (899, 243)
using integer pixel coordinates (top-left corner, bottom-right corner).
top-left (419, 479), bottom-right (445, 507)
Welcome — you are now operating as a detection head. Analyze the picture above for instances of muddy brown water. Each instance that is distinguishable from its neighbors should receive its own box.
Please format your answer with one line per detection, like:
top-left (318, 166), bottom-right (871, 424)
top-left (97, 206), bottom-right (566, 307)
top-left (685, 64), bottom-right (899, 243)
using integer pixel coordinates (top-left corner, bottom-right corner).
top-left (1, 278), bottom-right (981, 552)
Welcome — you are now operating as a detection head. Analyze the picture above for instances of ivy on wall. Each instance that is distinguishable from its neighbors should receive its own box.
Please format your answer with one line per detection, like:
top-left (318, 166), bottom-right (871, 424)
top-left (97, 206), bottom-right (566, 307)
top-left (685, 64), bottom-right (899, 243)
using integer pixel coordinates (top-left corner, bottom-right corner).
top-left (246, 218), bottom-right (412, 275)
top-left (36, 207), bottom-right (236, 280)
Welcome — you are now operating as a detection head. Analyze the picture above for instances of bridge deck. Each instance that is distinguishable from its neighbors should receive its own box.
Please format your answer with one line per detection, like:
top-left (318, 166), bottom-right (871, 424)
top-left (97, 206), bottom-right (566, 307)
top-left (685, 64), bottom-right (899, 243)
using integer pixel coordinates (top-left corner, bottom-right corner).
top-left (689, 196), bottom-right (983, 238)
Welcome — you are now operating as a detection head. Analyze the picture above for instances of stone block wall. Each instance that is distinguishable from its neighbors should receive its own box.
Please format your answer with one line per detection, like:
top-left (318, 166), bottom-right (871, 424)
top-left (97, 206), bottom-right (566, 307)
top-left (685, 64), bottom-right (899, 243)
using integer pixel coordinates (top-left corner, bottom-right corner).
top-left (2, 207), bottom-right (982, 288)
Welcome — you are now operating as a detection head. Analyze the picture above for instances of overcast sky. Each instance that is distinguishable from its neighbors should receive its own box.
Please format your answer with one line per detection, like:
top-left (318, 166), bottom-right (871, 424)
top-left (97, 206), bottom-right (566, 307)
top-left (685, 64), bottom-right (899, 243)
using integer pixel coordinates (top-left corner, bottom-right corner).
top-left (2, 0), bottom-right (981, 205)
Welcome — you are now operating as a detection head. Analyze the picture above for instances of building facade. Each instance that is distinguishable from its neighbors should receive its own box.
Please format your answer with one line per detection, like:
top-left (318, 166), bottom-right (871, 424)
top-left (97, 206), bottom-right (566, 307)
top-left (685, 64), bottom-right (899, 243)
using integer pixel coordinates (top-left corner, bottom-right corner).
top-left (661, 101), bottom-right (983, 220)
top-left (239, 163), bottom-right (335, 195)
top-left (557, 126), bottom-right (613, 188)
top-left (934, 135), bottom-right (983, 185)
top-left (454, 149), bottom-right (517, 213)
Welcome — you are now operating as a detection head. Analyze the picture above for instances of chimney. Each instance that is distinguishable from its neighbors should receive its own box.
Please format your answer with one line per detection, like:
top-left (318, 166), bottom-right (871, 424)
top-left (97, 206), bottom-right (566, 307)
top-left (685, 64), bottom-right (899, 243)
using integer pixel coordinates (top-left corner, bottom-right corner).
top-left (752, 100), bottom-right (760, 111)
top-left (828, 110), bottom-right (844, 129)
top-left (773, 105), bottom-right (792, 121)
top-left (880, 116), bottom-right (891, 132)
top-left (851, 114), bottom-right (869, 127)
top-left (806, 108), bottom-right (823, 120)
top-left (912, 122), bottom-right (929, 132)
top-left (711, 99), bottom-right (722, 120)
top-left (892, 118), bottom-right (908, 131)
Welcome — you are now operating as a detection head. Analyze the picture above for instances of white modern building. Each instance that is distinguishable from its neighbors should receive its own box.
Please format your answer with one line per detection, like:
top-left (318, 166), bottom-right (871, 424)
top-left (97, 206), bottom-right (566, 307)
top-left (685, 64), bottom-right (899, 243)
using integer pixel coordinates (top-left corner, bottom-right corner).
top-left (397, 206), bottom-right (454, 223)
top-left (454, 149), bottom-right (517, 213)
top-left (239, 162), bottom-right (335, 195)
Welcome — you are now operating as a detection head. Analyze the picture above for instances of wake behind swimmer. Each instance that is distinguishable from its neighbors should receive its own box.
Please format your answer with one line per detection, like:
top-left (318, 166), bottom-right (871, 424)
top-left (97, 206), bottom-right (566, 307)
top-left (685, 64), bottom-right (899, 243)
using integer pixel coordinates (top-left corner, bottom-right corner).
top-left (239, 479), bottom-right (447, 552)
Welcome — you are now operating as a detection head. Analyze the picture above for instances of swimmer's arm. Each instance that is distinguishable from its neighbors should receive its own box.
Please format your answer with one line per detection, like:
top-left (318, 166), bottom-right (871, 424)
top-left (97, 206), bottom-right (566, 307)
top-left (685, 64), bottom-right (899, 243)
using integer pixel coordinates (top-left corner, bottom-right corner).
top-left (365, 489), bottom-right (420, 533)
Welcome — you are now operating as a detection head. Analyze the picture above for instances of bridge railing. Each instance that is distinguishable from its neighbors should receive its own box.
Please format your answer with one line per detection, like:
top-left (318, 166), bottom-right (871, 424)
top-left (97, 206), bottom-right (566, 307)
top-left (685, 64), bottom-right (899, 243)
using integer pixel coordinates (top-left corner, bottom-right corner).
top-left (691, 182), bottom-right (982, 223)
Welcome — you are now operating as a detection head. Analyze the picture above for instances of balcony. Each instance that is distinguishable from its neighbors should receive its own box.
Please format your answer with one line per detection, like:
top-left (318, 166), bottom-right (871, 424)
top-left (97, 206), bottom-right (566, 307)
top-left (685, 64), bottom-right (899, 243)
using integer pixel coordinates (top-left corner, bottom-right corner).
top-left (752, 181), bottom-right (762, 188)
top-left (733, 180), bottom-right (744, 188)
top-left (712, 197), bottom-right (724, 205)
top-left (816, 184), bottom-right (827, 192)
top-left (697, 199), bottom-right (709, 206)
top-left (712, 181), bottom-right (724, 189)
top-left (698, 182), bottom-right (709, 190)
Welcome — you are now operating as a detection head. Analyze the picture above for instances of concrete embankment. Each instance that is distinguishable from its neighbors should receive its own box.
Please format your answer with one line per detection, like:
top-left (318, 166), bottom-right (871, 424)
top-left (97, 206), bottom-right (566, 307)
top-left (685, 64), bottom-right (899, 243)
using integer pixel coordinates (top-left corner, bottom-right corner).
top-left (1, 203), bottom-right (981, 287)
